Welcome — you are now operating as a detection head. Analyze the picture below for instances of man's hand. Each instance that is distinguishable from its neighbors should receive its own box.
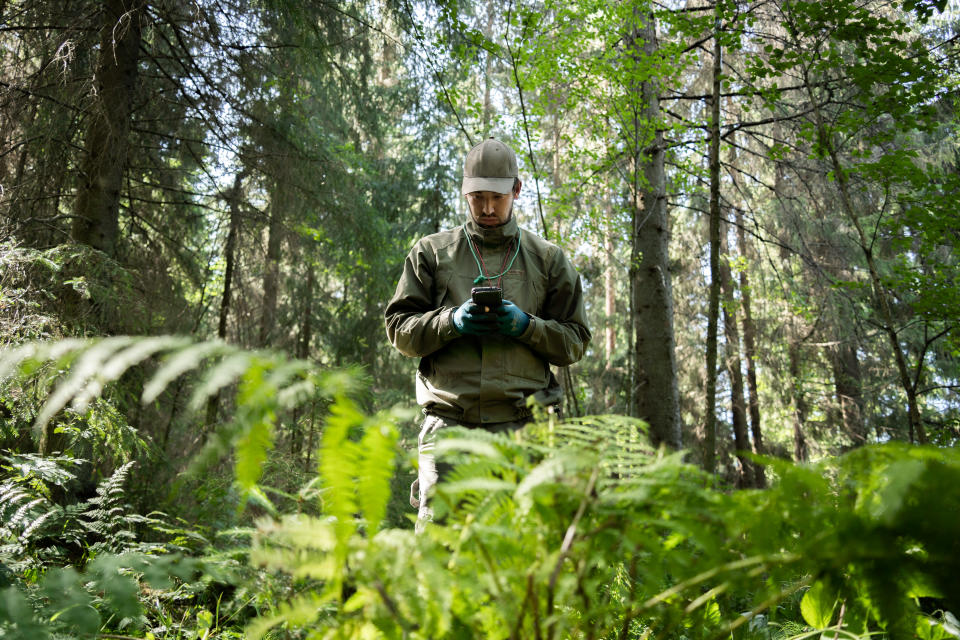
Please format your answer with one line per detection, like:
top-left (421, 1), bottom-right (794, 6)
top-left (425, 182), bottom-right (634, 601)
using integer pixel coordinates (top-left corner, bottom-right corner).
top-left (496, 299), bottom-right (530, 337)
top-left (453, 300), bottom-right (498, 335)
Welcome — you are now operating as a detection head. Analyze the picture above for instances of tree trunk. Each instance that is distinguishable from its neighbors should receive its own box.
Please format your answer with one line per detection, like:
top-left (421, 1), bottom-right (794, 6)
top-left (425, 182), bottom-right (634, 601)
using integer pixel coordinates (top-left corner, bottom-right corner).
top-left (737, 211), bottom-right (765, 487)
top-left (603, 193), bottom-right (619, 409)
top-left (628, 8), bottom-right (681, 449)
top-left (291, 260), bottom-right (315, 461)
top-left (206, 169), bottom-right (246, 429)
top-left (789, 339), bottom-right (809, 462)
top-left (258, 194), bottom-right (284, 348)
top-left (703, 3), bottom-right (722, 472)
top-left (71, 0), bottom-right (144, 256)
top-left (720, 230), bottom-right (755, 487)
top-left (831, 341), bottom-right (866, 446)
top-left (605, 216), bottom-right (616, 370)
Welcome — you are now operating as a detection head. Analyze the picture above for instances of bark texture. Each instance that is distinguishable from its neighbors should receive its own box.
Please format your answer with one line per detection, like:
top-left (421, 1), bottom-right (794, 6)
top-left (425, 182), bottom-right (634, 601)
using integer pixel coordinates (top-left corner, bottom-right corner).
top-left (737, 211), bottom-right (765, 487)
top-left (720, 232), bottom-right (755, 487)
top-left (628, 10), bottom-right (681, 449)
top-left (71, 0), bottom-right (144, 256)
top-left (832, 342), bottom-right (866, 445)
top-left (703, 6), bottom-right (722, 471)
top-left (789, 339), bottom-right (809, 462)
top-left (259, 192), bottom-right (284, 347)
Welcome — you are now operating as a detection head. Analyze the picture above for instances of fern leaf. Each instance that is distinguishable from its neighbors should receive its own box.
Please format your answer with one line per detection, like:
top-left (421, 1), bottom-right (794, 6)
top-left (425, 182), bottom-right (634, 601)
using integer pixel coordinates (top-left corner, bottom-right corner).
top-left (19, 506), bottom-right (63, 542)
top-left (265, 359), bottom-right (313, 395)
top-left (78, 461), bottom-right (136, 551)
top-left (514, 450), bottom-right (591, 501)
top-left (275, 377), bottom-right (317, 408)
top-left (433, 438), bottom-right (508, 463)
top-left (357, 415), bottom-right (399, 536)
top-left (186, 351), bottom-right (257, 412)
top-left (70, 336), bottom-right (192, 413)
top-left (318, 394), bottom-right (363, 568)
top-left (34, 337), bottom-right (138, 432)
top-left (10, 498), bottom-right (46, 534)
top-left (234, 414), bottom-right (275, 493)
top-left (245, 592), bottom-right (329, 640)
top-left (0, 338), bottom-right (86, 384)
top-left (141, 340), bottom-right (231, 404)
top-left (0, 485), bottom-right (32, 514)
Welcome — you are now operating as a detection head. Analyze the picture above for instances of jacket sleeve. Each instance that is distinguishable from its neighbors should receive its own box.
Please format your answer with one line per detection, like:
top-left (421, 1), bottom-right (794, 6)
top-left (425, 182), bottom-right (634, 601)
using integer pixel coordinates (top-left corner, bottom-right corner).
top-left (384, 241), bottom-right (461, 358)
top-left (516, 246), bottom-right (591, 366)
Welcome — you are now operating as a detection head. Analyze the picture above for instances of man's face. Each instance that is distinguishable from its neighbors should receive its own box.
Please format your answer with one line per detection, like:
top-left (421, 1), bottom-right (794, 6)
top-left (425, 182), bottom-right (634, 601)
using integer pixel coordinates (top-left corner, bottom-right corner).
top-left (465, 183), bottom-right (521, 227)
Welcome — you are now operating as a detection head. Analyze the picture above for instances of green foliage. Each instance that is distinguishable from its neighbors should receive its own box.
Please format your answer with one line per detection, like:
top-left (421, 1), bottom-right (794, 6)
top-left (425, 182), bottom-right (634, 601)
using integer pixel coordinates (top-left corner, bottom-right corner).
top-left (0, 552), bottom-right (200, 639)
top-left (0, 454), bottom-right (179, 570)
top-left (242, 412), bottom-right (960, 639)
top-left (2, 336), bottom-right (959, 639)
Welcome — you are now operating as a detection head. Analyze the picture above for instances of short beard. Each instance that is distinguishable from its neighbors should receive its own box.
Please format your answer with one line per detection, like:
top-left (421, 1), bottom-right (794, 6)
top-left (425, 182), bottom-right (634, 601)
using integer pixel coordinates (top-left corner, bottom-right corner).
top-left (472, 206), bottom-right (513, 228)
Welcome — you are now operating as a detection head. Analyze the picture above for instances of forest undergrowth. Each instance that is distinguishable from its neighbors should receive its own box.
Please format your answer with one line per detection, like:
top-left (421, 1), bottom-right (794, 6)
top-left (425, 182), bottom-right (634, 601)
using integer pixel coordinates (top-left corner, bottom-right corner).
top-left (0, 338), bottom-right (958, 639)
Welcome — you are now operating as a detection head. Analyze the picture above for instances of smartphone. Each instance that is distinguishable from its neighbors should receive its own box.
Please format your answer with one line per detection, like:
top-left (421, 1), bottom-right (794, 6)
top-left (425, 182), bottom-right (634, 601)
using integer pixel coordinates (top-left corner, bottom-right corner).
top-left (471, 286), bottom-right (503, 311)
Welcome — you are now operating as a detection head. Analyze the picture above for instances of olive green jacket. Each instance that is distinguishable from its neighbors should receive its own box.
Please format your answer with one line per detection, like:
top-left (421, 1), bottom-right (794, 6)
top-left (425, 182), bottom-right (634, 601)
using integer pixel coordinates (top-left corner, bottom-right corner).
top-left (385, 215), bottom-right (591, 424)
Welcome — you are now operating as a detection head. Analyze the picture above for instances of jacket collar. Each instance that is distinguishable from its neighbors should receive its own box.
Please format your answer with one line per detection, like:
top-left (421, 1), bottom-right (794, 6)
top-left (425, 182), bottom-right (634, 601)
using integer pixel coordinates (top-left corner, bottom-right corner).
top-left (464, 214), bottom-right (520, 247)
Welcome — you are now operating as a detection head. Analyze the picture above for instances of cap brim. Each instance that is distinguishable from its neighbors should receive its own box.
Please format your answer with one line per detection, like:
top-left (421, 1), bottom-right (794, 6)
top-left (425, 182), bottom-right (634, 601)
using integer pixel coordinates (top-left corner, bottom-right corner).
top-left (461, 176), bottom-right (515, 195)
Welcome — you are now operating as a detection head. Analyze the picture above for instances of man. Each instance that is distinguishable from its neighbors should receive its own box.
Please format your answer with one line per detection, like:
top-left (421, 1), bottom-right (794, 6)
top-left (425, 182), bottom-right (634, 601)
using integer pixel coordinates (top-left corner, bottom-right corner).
top-left (384, 137), bottom-right (591, 529)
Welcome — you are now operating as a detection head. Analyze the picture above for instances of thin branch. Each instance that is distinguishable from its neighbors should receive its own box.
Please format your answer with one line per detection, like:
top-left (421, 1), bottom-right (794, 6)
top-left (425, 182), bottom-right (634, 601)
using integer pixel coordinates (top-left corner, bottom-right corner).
top-left (546, 466), bottom-right (600, 640)
top-left (505, 0), bottom-right (548, 238)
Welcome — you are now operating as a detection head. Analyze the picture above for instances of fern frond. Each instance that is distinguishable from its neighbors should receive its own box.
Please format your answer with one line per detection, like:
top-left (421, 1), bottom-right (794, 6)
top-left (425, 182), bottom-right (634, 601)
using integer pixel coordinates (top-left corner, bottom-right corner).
top-left (19, 507), bottom-right (64, 542)
top-left (186, 350), bottom-right (259, 412)
top-left (70, 336), bottom-right (192, 412)
top-left (264, 359), bottom-right (313, 397)
top-left (7, 497), bottom-right (46, 537)
top-left (234, 414), bottom-right (275, 494)
top-left (245, 592), bottom-right (331, 640)
top-left (357, 414), bottom-right (399, 536)
top-left (78, 461), bottom-right (137, 552)
top-left (0, 338), bottom-right (86, 384)
top-left (433, 437), bottom-right (509, 463)
top-left (141, 340), bottom-right (232, 404)
top-left (318, 395), bottom-right (363, 519)
top-left (0, 484), bottom-right (34, 516)
top-left (515, 450), bottom-right (594, 503)
top-left (34, 336), bottom-right (138, 431)
top-left (2, 453), bottom-right (81, 490)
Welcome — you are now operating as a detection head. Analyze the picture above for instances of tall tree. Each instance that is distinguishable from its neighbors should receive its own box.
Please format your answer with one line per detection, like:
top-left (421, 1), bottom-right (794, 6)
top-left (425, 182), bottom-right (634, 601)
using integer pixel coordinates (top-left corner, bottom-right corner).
top-left (626, 5), bottom-right (682, 448)
top-left (703, 0), bottom-right (723, 471)
top-left (70, 0), bottom-right (145, 256)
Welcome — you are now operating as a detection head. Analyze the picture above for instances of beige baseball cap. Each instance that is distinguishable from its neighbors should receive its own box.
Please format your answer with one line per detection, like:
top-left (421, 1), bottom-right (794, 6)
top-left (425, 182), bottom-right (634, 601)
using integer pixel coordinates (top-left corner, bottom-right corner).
top-left (461, 137), bottom-right (519, 195)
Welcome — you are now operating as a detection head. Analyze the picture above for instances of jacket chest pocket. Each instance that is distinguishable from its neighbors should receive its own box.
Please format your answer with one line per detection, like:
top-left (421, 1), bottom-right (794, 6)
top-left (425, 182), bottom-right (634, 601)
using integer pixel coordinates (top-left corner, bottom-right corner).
top-left (502, 269), bottom-right (543, 316)
top-left (434, 268), bottom-right (476, 308)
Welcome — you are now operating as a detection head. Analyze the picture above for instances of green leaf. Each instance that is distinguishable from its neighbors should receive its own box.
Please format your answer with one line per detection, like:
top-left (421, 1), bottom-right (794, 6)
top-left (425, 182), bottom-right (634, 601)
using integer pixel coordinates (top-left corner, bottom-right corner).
top-left (87, 555), bottom-right (142, 620)
top-left (40, 568), bottom-right (100, 636)
top-left (0, 585), bottom-right (50, 639)
top-left (800, 581), bottom-right (838, 628)
top-left (357, 415), bottom-right (399, 536)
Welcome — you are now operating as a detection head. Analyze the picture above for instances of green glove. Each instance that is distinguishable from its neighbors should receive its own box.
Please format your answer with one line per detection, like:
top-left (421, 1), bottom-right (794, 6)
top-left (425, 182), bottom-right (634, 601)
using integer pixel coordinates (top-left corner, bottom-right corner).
top-left (496, 299), bottom-right (530, 337)
top-left (453, 300), bottom-right (498, 335)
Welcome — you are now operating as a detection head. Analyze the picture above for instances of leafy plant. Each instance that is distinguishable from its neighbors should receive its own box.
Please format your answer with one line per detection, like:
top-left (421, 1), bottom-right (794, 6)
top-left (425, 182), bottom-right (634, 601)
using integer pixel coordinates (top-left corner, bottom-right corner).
top-left (2, 337), bottom-right (959, 639)
top-left (237, 406), bottom-right (960, 639)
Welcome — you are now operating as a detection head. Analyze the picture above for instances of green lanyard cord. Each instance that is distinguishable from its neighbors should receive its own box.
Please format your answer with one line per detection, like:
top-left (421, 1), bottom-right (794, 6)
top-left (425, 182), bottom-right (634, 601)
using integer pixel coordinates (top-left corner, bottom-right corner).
top-left (464, 225), bottom-right (523, 285)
